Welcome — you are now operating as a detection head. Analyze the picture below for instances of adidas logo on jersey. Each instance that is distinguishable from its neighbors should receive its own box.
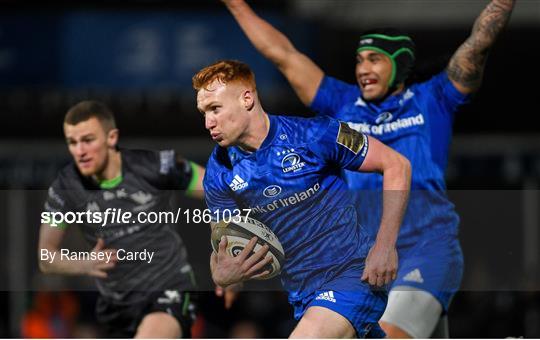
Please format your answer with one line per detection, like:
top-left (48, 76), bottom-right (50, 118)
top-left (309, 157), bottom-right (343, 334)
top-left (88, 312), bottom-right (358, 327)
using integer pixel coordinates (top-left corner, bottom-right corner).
top-left (315, 291), bottom-right (336, 303)
top-left (403, 268), bottom-right (424, 283)
top-left (229, 175), bottom-right (248, 191)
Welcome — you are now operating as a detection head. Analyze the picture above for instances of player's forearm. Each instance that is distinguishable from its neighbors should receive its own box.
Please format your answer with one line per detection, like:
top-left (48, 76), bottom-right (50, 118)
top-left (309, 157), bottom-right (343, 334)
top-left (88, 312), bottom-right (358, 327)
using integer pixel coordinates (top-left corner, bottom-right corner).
top-left (225, 0), bottom-right (296, 66)
top-left (376, 157), bottom-right (411, 246)
top-left (447, 0), bottom-right (515, 92)
top-left (468, 0), bottom-right (515, 52)
top-left (38, 224), bottom-right (86, 275)
top-left (39, 249), bottom-right (87, 275)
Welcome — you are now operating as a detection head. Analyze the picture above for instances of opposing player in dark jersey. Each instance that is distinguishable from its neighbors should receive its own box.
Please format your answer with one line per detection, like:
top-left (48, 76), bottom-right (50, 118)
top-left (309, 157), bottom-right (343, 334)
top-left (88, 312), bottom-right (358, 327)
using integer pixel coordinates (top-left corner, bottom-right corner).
top-left (222, 0), bottom-right (515, 337)
top-left (38, 100), bottom-right (205, 338)
top-left (194, 60), bottom-right (411, 338)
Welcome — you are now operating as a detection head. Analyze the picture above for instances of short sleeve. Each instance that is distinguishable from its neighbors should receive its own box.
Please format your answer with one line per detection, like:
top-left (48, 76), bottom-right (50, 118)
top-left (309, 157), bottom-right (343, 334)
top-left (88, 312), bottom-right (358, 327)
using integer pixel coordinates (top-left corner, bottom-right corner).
top-left (310, 76), bottom-right (360, 118)
top-left (43, 177), bottom-right (72, 228)
top-left (203, 169), bottom-right (239, 222)
top-left (312, 118), bottom-right (369, 171)
top-left (155, 150), bottom-right (195, 191)
top-left (421, 71), bottom-right (470, 115)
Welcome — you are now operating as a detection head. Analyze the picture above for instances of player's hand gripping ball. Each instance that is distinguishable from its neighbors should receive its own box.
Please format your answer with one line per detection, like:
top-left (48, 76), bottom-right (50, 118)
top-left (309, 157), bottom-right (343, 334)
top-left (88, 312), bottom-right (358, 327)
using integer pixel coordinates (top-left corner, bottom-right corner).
top-left (211, 216), bottom-right (285, 279)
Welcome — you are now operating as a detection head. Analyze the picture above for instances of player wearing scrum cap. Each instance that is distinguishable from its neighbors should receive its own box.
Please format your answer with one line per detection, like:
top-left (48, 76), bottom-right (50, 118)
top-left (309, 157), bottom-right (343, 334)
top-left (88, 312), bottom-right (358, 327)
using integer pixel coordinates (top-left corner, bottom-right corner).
top-left (38, 100), bottom-right (204, 338)
top-left (194, 60), bottom-right (411, 338)
top-left (222, 0), bottom-right (516, 337)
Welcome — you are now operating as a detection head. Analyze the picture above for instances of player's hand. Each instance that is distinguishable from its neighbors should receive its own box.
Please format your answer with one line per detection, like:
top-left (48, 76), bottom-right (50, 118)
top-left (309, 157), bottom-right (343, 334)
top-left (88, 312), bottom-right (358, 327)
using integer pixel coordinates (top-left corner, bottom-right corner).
top-left (83, 238), bottom-right (118, 278)
top-left (361, 241), bottom-right (398, 287)
top-left (215, 282), bottom-right (243, 309)
top-left (210, 236), bottom-right (273, 287)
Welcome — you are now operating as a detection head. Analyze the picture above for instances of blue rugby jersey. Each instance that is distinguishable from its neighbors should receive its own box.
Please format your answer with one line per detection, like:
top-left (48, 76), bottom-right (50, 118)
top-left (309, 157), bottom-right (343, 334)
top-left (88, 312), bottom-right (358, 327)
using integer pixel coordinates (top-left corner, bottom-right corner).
top-left (311, 71), bottom-right (469, 247)
top-left (204, 115), bottom-right (373, 303)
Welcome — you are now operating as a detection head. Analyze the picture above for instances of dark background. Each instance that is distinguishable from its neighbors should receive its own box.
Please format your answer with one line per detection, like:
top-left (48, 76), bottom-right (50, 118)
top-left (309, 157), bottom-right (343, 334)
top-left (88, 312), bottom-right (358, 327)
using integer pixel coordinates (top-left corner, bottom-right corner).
top-left (0, 0), bottom-right (539, 338)
top-left (0, 0), bottom-right (538, 138)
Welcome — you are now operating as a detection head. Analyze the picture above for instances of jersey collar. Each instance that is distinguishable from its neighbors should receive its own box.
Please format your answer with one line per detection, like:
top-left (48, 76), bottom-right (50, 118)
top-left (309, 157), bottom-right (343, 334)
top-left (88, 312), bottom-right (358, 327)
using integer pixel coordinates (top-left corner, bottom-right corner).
top-left (260, 114), bottom-right (278, 149)
top-left (80, 149), bottom-right (125, 189)
top-left (228, 114), bottom-right (278, 164)
top-left (364, 87), bottom-right (414, 112)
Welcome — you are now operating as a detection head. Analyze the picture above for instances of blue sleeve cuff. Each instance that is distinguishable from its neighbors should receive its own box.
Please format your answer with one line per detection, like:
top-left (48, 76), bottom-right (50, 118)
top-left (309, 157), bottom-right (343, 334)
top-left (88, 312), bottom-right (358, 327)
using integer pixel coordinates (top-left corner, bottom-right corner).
top-left (310, 76), bottom-right (359, 117)
top-left (439, 71), bottom-right (471, 106)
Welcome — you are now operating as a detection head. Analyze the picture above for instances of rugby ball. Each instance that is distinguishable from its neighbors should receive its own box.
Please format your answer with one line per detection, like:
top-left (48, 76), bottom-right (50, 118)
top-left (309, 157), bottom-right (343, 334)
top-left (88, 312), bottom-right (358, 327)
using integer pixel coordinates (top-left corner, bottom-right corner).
top-left (211, 216), bottom-right (285, 280)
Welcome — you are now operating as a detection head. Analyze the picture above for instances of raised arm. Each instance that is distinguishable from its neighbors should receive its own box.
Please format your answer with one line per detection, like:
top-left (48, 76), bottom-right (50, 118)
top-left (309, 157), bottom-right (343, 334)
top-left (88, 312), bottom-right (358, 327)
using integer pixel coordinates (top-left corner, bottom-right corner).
top-left (222, 0), bottom-right (324, 105)
top-left (357, 136), bottom-right (411, 286)
top-left (447, 0), bottom-right (516, 94)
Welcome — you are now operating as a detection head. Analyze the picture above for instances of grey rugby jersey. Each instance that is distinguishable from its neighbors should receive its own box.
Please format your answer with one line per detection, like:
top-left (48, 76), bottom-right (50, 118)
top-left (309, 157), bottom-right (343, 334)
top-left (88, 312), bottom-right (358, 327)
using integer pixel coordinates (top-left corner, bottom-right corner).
top-left (44, 149), bottom-right (196, 304)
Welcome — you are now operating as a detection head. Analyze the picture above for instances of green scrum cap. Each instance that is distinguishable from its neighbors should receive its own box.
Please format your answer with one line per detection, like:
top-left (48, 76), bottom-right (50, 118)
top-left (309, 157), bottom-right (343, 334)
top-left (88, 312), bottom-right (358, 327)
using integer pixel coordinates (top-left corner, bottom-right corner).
top-left (357, 28), bottom-right (416, 87)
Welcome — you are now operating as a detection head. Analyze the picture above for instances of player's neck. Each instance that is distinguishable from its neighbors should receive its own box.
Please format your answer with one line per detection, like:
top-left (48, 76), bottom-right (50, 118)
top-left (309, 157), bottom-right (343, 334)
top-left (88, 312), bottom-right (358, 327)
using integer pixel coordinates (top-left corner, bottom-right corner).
top-left (367, 83), bottom-right (406, 104)
top-left (93, 149), bottom-right (122, 182)
top-left (391, 83), bottom-right (405, 96)
top-left (384, 83), bottom-right (406, 101)
top-left (238, 112), bottom-right (270, 153)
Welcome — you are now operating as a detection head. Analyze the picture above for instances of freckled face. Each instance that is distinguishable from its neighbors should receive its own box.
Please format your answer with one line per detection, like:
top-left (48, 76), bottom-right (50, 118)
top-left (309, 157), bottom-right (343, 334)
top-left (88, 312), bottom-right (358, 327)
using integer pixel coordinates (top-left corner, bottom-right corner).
top-left (197, 80), bottom-right (251, 147)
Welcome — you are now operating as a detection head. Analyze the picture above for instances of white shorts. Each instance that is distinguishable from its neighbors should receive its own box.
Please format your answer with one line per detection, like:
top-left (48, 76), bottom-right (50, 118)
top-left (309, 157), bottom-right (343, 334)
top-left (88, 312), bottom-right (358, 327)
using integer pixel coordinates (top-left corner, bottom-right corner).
top-left (380, 286), bottom-right (444, 338)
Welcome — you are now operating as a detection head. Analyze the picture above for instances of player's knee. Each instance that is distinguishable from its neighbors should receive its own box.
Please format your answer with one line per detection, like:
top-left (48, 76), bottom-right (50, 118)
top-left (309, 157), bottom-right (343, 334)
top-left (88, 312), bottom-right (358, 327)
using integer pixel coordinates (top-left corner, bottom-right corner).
top-left (291, 307), bottom-right (356, 338)
top-left (380, 321), bottom-right (413, 339)
top-left (290, 316), bottom-right (323, 338)
top-left (135, 312), bottom-right (182, 339)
